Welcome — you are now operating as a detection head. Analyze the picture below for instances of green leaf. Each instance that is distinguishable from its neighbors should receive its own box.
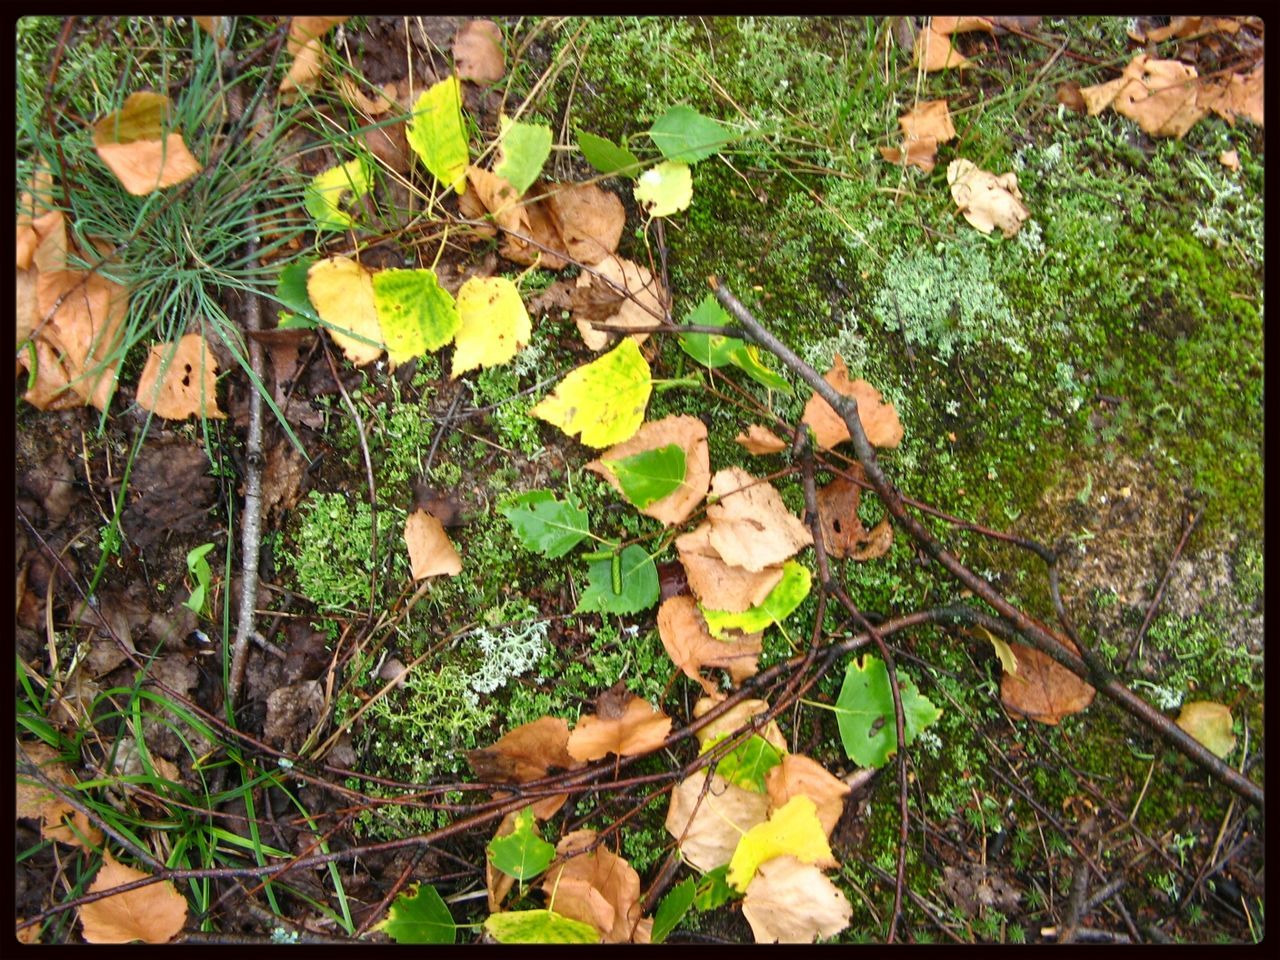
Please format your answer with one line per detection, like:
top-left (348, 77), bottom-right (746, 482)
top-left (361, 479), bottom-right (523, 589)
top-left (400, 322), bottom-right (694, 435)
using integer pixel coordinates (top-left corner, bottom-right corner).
top-left (499, 491), bottom-right (590, 559)
top-left (376, 883), bottom-right (456, 944)
top-left (701, 734), bottom-right (783, 792)
top-left (182, 542), bottom-right (215, 616)
top-left (678, 293), bottom-right (790, 393)
top-left (732, 344), bottom-right (791, 393)
top-left (693, 865), bottom-right (734, 912)
top-left (494, 115), bottom-right (552, 196)
top-left (651, 878), bottom-right (696, 944)
top-left (275, 259), bottom-right (319, 328)
top-left (577, 130), bottom-right (641, 179)
top-left (702, 561), bottom-right (811, 637)
top-left (835, 655), bottom-right (942, 769)
top-left (531, 338), bottom-right (652, 448)
top-left (484, 909), bottom-right (600, 944)
top-left (577, 545), bottom-right (659, 615)
top-left (304, 158), bottom-right (373, 232)
top-left (648, 105), bottom-right (733, 164)
top-left (633, 160), bottom-right (692, 217)
top-left (406, 76), bottom-right (469, 195)
top-left (487, 806), bottom-right (555, 881)
top-left (602, 444), bottom-right (686, 509)
top-left (371, 268), bottom-right (461, 363)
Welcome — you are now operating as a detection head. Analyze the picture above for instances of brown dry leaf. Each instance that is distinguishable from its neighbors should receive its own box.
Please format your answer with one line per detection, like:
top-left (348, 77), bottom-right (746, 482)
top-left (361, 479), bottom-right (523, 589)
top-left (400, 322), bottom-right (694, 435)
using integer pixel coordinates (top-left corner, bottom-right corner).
top-left (930, 16), bottom-right (995, 35)
top-left (363, 120), bottom-right (411, 176)
top-left (454, 19), bottom-right (506, 84)
top-left (764, 755), bottom-right (851, 836)
top-left (34, 268), bottom-right (128, 411)
top-left (573, 255), bottom-right (665, 350)
top-left (404, 509), bottom-right (462, 580)
top-left (465, 167), bottom-right (568, 270)
top-left (193, 16), bottom-right (228, 46)
top-left (134, 333), bottom-right (226, 420)
top-left (41, 800), bottom-right (105, 850)
top-left (801, 354), bottom-right (904, 450)
top-left (1219, 149), bottom-right (1241, 170)
top-left (741, 856), bottom-right (852, 943)
top-left (1056, 81), bottom-right (1087, 113)
top-left (567, 691), bottom-right (672, 762)
top-left (816, 473), bottom-right (862, 559)
top-left (540, 830), bottom-right (652, 943)
top-left (1080, 75), bottom-right (1129, 116)
top-left (1112, 56), bottom-right (1207, 138)
top-left (914, 27), bottom-right (972, 72)
top-left (16, 922), bottom-right (40, 945)
top-left (467, 716), bottom-right (577, 819)
top-left (947, 158), bottom-right (1031, 237)
top-left (849, 517), bottom-right (893, 561)
top-left (1199, 65), bottom-right (1264, 128)
top-left (16, 741), bottom-right (76, 819)
top-left (337, 75), bottom-right (394, 116)
top-left (1131, 16), bottom-right (1242, 44)
top-left (280, 16), bottom-right (347, 93)
top-left (693, 697), bottom-right (787, 753)
top-left (676, 522), bottom-right (783, 613)
top-left (485, 811), bottom-right (519, 911)
top-left (657, 595), bottom-right (762, 695)
top-left (706, 467), bottom-right (813, 573)
top-left (878, 136), bottom-right (940, 173)
top-left (586, 414), bottom-right (709, 525)
top-left (901, 99), bottom-right (957, 142)
top-left (92, 93), bottom-right (202, 196)
top-left (1000, 637), bottom-right (1095, 725)
top-left (79, 851), bottom-right (188, 944)
top-left (16, 266), bottom-right (40, 350)
top-left (547, 182), bottom-right (625, 266)
top-left (664, 772), bottom-right (771, 871)
top-left (735, 424), bottom-right (788, 455)
top-left (16, 174), bottom-right (63, 270)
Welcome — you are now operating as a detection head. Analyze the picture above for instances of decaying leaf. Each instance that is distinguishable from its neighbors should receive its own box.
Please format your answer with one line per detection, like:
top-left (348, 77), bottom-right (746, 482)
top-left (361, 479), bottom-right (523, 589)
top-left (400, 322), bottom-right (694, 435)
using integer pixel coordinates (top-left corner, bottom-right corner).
top-left (16, 741), bottom-right (76, 819)
top-left (32, 266), bottom-right (129, 411)
top-left (735, 425), bottom-right (788, 455)
top-left (307, 256), bottom-right (384, 364)
top-left (41, 801), bottom-right (105, 850)
top-left (801, 354), bottom-right (904, 450)
top-left (546, 182), bottom-right (626, 266)
top-left (693, 697), bottom-right (788, 754)
top-left (78, 851), bottom-right (188, 944)
top-left (454, 19), bottom-right (506, 84)
top-left (405, 509), bottom-right (462, 579)
top-left (540, 830), bottom-right (652, 943)
top-left (280, 16), bottom-right (347, 93)
top-left (815, 471), bottom-right (894, 560)
top-left (706, 467), bottom-right (813, 573)
top-left (742, 856), bottom-right (852, 943)
top-left (1176, 701), bottom-right (1236, 759)
top-left (567, 689), bottom-right (671, 762)
top-left (880, 99), bottom-right (957, 173)
top-left (764, 755), bottom-right (851, 837)
top-left (1081, 53), bottom-right (1235, 138)
top-left (466, 716), bottom-right (578, 819)
top-left (573, 255), bottom-right (665, 351)
top-left (586, 415), bottom-right (709, 526)
top-left (337, 75), bottom-right (394, 116)
top-left (941, 862), bottom-right (1021, 918)
top-left (1198, 64), bottom-right (1264, 128)
top-left (92, 93), bottom-right (202, 195)
top-left (1000, 636), bottom-right (1095, 725)
top-left (134, 334), bottom-right (226, 420)
top-left (676, 523), bottom-right (784, 613)
top-left (664, 771), bottom-right (771, 871)
top-left (947, 158), bottom-right (1031, 237)
top-left (914, 26), bottom-right (972, 72)
top-left (727, 795), bottom-right (835, 892)
top-left (658, 595), bottom-right (762, 695)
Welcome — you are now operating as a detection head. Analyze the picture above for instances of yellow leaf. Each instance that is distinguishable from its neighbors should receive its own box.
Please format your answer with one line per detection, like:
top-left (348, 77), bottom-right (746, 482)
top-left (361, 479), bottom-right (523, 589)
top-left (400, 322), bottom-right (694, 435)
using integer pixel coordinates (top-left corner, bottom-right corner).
top-left (531, 338), bottom-right (651, 448)
top-left (452, 276), bottom-right (531, 376)
top-left (1176, 701), bottom-right (1236, 759)
top-left (727, 795), bottom-right (835, 892)
top-left (78, 852), bottom-right (188, 943)
top-left (306, 256), bottom-right (384, 365)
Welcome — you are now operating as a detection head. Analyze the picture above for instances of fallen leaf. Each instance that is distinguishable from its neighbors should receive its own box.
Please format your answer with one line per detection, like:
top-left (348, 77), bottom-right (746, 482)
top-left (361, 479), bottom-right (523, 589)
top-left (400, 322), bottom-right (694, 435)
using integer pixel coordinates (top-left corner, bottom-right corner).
top-left (930, 16), bottom-right (996, 35)
top-left (1056, 81), bottom-right (1087, 113)
top-left (540, 830), bottom-right (652, 943)
top-left (264, 680), bottom-right (324, 750)
top-left (693, 697), bottom-right (788, 753)
top-left (78, 851), bottom-right (188, 943)
top-left (706, 467), bottom-right (813, 573)
top-left (658, 595), bottom-right (762, 695)
top-left (573, 255), bottom-right (665, 351)
top-left (676, 522), bottom-right (783, 613)
top-left (764, 755), bottom-right (851, 836)
top-left (735, 425), bottom-right (788, 454)
top-left (304, 158), bottom-right (373, 232)
top-left (488, 806), bottom-right (555, 882)
top-left (879, 136), bottom-right (941, 173)
top-left (727, 796), bottom-right (835, 892)
top-left (741, 856), bottom-right (851, 943)
top-left (494, 115), bottom-right (553, 196)
top-left (92, 93), bottom-right (202, 195)
top-left (1219, 149), bottom-right (1241, 170)
top-left (1000, 637), bottom-right (1095, 725)
top-left (16, 741), bottom-right (76, 818)
top-left (531, 337), bottom-right (651, 448)
top-left (701, 560), bottom-right (811, 638)
top-left (545, 182), bottom-right (625, 265)
top-left (134, 334), bottom-right (226, 420)
top-left (941, 862), bottom-right (1021, 917)
top-left (1199, 64), bottom-right (1264, 128)
top-left (307, 256), bottom-right (384, 364)
top-left (947, 158), bottom-right (1031, 237)
top-left (485, 812), bottom-right (519, 911)
top-left (816, 473), bottom-right (865, 559)
top-left (1176, 701), bottom-right (1236, 759)
top-left (484, 909), bottom-right (600, 943)
top-left (567, 690), bottom-right (671, 762)
top-left (280, 17), bottom-right (347, 93)
top-left (586, 415), bottom-right (709, 526)
top-left (452, 275), bottom-right (531, 376)
top-left (467, 716), bottom-right (577, 819)
top-left (41, 800), bottom-right (105, 850)
top-left (1112, 56), bottom-right (1207, 138)
top-left (372, 268), bottom-right (460, 363)
top-left (454, 19), bottom-right (505, 84)
top-left (405, 509), bottom-right (462, 579)
top-left (914, 27), bottom-right (972, 72)
top-left (406, 76), bottom-right (469, 195)
top-left (336, 75), bottom-right (394, 116)
top-left (633, 160), bottom-right (693, 217)
top-left (801, 354), bottom-right (904, 450)
top-left (33, 267), bottom-right (128, 411)
top-left (664, 772), bottom-right (771, 871)
top-left (881, 99), bottom-right (956, 172)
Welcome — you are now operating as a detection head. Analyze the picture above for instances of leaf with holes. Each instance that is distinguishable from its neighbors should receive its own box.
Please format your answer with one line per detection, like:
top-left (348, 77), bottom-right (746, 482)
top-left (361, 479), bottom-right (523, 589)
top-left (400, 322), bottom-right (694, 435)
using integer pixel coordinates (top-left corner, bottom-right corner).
top-left (499, 490), bottom-right (590, 558)
top-left (488, 806), bottom-right (556, 881)
top-left (376, 883), bottom-right (456, 944)
top-left (406, 76), bottom-right (469, 194)
top-left (835, 654), bottom-right (941, 769)
top-left (372, 268), bottom-right (460, 362)
top-left (134, 334), bottom-right (226, 421)
top-left (576, 545), bottom-right (659, 615)
top-left (304, 158), bottom-right (373, 232)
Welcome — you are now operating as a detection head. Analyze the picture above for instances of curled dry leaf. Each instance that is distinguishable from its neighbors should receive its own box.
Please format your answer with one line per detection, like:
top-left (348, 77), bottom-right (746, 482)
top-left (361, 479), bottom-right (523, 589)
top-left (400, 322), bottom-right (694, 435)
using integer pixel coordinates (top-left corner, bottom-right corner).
top-left (664, 772), bottom-right (771, 871)
top-left (947, 158), bottom-right (1030, 237)
top-left (764, 754), bottom-right (851, 836)
top-left (134, 334), bottom-right (226, 420)
top-left (706, 467), bottom-right (813, 573)
top-left (1081, 54), bottom-right (1226, 138)
top-left (676, 522), bottom-right (783, 613)
top-left (693, 697), bottom-right (787, 753)
top-left (735, 424), bottom-right (788, 454)
top-left (280, 16), bottom-right (347, 93)
top-left (573, 256), bottom-right (664, 350)
top-left (567, 691), bottom-right (671, 762)
top-left (540, 830), bottom-right (652, 943)
top-left (92, 93), bottom-right (202, 196)
top-left (742, 855), bottom-right (852, 944)
top-left (467, 716), bottom-right (578, 819)
top-left (79, 852), bottom-right (188, 944)
top-left (454, 19), bottom-right (506, 84)
top-left (405, 509), bottom-right (462, 579)
top-left (1000, 636), bottom-right (1095, 725)
top-left (337, 75), bottom-right (394, 116)
top-left (914, 27), bottom-right (972, 72)
top-left (801, 354), bottom-right (904, 450)
top-left (815, 472), bottom-right (894, 562)
top-left (586, 415), bottom-right (709, 526)
top-left (657, 595), bottom-right (762, 695)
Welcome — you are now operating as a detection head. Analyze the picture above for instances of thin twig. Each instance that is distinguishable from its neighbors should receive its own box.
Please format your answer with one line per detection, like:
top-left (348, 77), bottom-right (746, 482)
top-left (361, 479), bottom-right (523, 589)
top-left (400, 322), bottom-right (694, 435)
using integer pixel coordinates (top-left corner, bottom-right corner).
top-left (1122, 505), bottom-right (1203, 671)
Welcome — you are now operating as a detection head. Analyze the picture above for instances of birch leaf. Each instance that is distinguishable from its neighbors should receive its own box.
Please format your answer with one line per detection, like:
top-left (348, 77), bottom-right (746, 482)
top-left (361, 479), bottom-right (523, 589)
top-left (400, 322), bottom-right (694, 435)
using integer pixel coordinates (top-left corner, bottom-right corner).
top-left (531, 338), bottom-right (651, 448)
top-left (406, 76), bottom-right (469, 195)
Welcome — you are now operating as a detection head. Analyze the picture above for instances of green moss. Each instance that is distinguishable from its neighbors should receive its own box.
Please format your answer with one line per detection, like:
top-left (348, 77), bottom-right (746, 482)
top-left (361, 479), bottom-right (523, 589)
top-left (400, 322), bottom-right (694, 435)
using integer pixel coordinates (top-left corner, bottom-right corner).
top-left (288, 493), bottom-right (406, 611)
